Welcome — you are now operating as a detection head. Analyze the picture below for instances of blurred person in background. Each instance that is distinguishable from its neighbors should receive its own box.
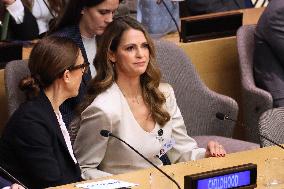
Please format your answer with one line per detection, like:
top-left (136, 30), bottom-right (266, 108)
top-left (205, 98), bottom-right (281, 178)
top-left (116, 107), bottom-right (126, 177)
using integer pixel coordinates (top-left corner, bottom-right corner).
top-left (137, 0), bottom-right (181, 38)
top-left (253, 0), bottom-right (284, 107)
top-left (51, 0), bottom-right (121, 127)
top-left (0, 0), bottom-right (65, 40)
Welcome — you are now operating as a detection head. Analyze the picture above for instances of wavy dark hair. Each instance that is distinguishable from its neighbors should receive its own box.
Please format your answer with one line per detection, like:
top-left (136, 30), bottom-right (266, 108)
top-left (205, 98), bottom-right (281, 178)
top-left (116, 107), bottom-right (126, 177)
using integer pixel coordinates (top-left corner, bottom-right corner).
top-left (79, 16), bottom-right (170, 126)
top-left (19, 36), bottom-right (79, 100)
top-left (52, 0), bottom-right (122, 33)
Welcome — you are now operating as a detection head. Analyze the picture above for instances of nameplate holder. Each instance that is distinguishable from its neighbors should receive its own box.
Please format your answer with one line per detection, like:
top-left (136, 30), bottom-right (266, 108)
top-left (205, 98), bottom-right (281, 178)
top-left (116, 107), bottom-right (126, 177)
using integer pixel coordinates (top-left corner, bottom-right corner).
top-left (181, 11), bottom-right (243, 42)
top-left (184, 163), bottom-right (257, 189)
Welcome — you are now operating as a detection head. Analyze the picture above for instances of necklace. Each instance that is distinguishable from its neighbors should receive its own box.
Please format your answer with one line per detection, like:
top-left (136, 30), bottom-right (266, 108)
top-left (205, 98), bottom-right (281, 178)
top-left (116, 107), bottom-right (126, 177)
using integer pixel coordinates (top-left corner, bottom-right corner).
top-left (122, 92), bottom-right (142, 104)
top-left (117, 84), bottom-right (153, 123)
top-left (117, 84), bottom-right (142, 104)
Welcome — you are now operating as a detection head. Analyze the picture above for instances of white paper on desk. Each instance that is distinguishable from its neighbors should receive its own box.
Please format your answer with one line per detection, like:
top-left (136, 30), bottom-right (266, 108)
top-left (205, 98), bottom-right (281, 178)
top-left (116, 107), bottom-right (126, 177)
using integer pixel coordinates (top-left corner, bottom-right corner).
top-left (76, 179), bottom-right (138, 189)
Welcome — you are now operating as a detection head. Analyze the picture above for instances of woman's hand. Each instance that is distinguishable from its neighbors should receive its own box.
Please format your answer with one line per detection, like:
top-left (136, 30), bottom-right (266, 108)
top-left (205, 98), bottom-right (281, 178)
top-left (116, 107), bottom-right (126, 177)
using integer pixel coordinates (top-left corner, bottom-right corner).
top-left (205, 140), bottom-right (226, 157)
top-left (10, 183), bottom-right (25, 189)
top-left (1, 0), bottom-right (16, 6)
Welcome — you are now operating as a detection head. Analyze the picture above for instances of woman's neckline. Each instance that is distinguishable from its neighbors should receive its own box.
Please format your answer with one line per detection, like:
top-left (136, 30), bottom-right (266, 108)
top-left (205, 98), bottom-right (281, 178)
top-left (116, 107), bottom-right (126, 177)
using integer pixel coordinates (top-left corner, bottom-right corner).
top-left (114, 83), bottom-right (157, 134)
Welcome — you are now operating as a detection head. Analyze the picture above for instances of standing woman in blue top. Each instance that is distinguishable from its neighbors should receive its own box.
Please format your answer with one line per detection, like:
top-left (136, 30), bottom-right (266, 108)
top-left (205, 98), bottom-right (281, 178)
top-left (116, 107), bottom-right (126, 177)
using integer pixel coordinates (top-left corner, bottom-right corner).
top-left (51, 0), bottom-right (121, 127)
top-left (0, 36), bottom-right (88, 188)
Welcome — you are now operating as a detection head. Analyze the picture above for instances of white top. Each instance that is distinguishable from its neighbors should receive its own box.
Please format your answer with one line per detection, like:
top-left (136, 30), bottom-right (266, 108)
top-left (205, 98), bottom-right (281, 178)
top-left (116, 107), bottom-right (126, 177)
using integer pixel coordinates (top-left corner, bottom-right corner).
top-left (73, 83), bottom-right (205, 180)
top-left (82, 35), bottom-right (97, 78)
top-left (6, 0), bottom-right (54, 34)
top-left (55, 112), bottom-right (77, 164)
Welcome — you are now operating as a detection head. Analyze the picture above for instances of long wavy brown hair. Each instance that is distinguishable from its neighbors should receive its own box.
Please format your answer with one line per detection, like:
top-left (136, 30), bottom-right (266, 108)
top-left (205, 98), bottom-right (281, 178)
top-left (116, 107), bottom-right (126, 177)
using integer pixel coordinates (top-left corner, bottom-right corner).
top-left (21, 0), bottom-right (65, 16)
top-left (79, 16), bottom-right (170, 126)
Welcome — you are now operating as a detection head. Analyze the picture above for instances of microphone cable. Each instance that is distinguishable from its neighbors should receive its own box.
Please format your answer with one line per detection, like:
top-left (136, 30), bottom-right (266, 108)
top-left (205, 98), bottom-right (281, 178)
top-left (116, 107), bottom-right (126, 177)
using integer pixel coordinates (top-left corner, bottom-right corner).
top-left (159, 0), bottom-right (182, 42)
top-left (215, 112), bottom-right (284, 150)
top-left (0, 166), bottom-right (28, 189)
top-left (100, 130), bottom-right (182, 189)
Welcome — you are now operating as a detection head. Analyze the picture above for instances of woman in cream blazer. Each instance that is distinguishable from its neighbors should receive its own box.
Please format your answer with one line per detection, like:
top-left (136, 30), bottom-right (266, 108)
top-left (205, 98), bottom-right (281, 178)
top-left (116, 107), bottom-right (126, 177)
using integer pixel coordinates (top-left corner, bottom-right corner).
top-left (72, 16), bottom-right (226, 180)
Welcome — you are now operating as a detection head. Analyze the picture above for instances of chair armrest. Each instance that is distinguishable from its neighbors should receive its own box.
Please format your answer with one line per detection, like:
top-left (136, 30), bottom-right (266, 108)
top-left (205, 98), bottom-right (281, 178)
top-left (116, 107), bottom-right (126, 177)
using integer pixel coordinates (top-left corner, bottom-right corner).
top-left (203, 86), bottom-right (238, 137)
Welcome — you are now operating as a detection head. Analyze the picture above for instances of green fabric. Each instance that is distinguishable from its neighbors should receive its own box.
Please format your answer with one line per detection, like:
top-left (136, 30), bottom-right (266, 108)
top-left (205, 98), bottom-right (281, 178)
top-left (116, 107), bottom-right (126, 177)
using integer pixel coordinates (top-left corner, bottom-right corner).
top-left (1, 12), bottom-right (10, 40)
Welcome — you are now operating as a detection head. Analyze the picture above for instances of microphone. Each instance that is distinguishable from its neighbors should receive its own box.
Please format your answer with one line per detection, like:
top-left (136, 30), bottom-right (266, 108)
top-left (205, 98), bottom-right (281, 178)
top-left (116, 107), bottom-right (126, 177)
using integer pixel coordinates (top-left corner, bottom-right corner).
top-left (0, 165), bottom-right (28, 189)
top-left (216, 112), bottom-right (230, 121)
top-left (215, 112), bottom-right (284, 150)
top-left (158, 0), bottom-right (182, 42)
top-left (100, 130), bottom-right (181, 189)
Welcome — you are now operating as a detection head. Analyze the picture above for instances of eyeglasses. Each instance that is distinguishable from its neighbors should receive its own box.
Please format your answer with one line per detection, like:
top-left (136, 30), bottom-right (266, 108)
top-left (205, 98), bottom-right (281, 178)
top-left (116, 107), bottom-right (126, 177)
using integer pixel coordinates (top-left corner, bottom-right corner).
top-left (68, 62), bottom-right (90, 74)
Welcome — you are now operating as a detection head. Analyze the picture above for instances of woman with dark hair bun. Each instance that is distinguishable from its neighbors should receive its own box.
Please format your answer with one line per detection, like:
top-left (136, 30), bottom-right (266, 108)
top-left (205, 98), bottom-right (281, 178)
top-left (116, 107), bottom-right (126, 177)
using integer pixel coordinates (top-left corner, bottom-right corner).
top-left (0, 36), bottom-right (89, 188)
top-left (51, 0), bottom-right (122, 128)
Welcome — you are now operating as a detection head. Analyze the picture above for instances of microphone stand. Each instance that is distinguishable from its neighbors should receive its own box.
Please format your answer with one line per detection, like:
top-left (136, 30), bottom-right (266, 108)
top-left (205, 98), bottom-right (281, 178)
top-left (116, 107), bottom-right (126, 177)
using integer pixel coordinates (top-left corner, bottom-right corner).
top-left (258, 134), bottom-right (284, 150)
top-left (160, 0), bottom-right (182, 42)
top-left (0, 166), bottom-right (28, 189)
top-left (215, 112), bottom-right (284, 150)
top-left (101, 130), bottom-right (182, 189)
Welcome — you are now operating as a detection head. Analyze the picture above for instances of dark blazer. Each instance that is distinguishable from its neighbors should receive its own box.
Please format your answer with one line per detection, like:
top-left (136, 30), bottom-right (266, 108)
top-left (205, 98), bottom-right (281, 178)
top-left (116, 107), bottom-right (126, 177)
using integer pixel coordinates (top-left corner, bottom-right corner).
top-left (1, 5), bottom-right (39, 40)
top-left (53, 25), bottom-right (92, 127)
top-left (253, 0), bottom-right (284, 107)
top-left (0, 91), bottom-right (82, 189)
top-left (186, 0), bottom-right (246, 15)
top-left (8, 6), bottom-right (39, 40)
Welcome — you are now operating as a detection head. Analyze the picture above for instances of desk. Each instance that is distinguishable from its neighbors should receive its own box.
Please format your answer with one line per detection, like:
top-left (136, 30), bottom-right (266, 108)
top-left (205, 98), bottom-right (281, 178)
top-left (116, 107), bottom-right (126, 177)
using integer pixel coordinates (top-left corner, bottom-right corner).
top-left (51, 146), bottom-right (284, 189)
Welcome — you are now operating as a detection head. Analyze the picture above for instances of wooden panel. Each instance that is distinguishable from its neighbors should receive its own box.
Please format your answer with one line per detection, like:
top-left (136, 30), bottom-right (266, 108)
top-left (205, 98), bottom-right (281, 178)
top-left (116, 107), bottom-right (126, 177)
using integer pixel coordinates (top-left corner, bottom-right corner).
top-left (0, 69), bottom-right (8, 135)
top-left (242, 7), bottom-right (264, 25)
top-left (179, 37), bottom-right (240, 101)
top-left (22, 40), bottom-right (37, 60)
top-left (22, 45), bottom-right (33, 60)
top-left (179, 37), bottom-right (245, 139)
